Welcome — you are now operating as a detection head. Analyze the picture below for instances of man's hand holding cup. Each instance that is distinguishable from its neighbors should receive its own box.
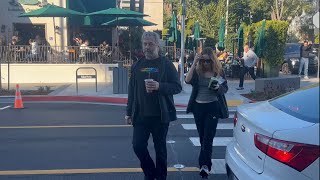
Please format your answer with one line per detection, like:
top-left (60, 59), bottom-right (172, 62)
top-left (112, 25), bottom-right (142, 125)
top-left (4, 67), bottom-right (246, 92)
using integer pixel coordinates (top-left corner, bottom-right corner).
top-left (144, 79), bottom-right (159, 93)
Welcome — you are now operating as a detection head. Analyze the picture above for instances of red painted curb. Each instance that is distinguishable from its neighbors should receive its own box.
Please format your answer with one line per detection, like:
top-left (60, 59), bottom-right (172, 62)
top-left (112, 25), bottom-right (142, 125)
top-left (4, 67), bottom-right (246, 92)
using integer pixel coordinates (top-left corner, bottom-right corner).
top-left (175, 104), bottom-right (188, 108)
top-left (21, 96), bottom-right (188, 107)
top-left (23, 96), bottom-right (128, 104)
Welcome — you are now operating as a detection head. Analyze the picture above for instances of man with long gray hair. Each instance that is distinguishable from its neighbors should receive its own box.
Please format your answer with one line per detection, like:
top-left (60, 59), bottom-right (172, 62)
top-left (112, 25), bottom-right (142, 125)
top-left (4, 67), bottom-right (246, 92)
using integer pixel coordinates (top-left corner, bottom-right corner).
top-left (125, 31), bottom-right (182, 180)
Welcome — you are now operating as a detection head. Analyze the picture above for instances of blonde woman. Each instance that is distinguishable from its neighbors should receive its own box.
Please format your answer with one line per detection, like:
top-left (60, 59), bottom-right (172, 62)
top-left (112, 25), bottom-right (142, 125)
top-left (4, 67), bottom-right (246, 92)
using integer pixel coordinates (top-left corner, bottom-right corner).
top-left (185, 47), bottom-right (229, 179)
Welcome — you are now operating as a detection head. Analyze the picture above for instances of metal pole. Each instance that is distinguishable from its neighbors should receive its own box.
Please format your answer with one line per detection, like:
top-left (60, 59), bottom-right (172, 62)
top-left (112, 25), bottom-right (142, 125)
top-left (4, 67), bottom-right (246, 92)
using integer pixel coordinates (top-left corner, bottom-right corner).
top-left (248, 11), bottom-right (251, 47)
top-left (180, 0), bottom-right (186, 91)
top-left (225, 0), bottom-right (229, 36)
top-left (7, 56), bottom-right (9, 91)
top-left (53, 17), bottom-right (57, 47)
top-left (317, 44), bottom-right (320, 79)
top-left (0, 52), bottom-right (2, 90)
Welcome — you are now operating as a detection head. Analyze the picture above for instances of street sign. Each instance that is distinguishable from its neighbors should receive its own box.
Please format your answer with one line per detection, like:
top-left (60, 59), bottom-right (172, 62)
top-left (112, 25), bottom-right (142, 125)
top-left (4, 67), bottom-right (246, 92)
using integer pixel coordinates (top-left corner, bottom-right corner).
top-left (313, 12), bottom-right (319, 28)
top-left (76, 75), bottom-right (97, 79)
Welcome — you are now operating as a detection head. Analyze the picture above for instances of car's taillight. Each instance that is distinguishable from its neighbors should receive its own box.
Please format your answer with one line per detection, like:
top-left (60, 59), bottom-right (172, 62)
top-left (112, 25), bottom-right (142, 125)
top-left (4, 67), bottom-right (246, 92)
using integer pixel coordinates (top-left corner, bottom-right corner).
top-left (254, 133), bottom-right (320, 172)
top-left (233, 112), bottom-right (238, 127)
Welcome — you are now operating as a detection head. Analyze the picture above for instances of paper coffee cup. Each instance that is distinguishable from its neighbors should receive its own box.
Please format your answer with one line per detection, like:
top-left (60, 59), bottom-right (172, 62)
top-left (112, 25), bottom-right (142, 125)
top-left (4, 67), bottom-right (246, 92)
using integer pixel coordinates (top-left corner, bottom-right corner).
top-left (144, 79), bottom-right (154, 93)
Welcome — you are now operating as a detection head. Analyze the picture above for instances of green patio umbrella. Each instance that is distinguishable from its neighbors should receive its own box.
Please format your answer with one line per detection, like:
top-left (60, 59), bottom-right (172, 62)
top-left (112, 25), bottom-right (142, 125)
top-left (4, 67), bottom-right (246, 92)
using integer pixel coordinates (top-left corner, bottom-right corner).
top-left (101, 17), bottom-right (156, 26)
top-left (217, 18), bottom-right (225, 51)
top-left (102, 17), bottom-right (156, 60)
top-left (89, 8), bottom-right (147, 60)
top-left (193, 21), bottom-right (201, 40)
top-left (168, 11), bottom-right (178, 43)
top-left (255, 19), bottom-right (266, 58)
top-left (19, 4), bottom-right (85, 17)
top-left (237, 26), bottom-right (244, 57)
top-left (19, 4), bottom-right (85, 46)
top-left (185, 37), bottom-right (193, 50)
top-left (88, 8), bottom-right (146, 17)
top-left (254, 19), bottom-right (266, 77)
top-left (193, 21), bottom-right (201, 50)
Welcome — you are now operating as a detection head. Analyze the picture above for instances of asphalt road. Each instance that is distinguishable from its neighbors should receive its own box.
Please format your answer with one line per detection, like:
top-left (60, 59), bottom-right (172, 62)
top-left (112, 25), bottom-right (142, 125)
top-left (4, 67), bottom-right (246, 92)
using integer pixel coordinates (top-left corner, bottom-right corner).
top-left (0, 102), bottom-right (234, 180)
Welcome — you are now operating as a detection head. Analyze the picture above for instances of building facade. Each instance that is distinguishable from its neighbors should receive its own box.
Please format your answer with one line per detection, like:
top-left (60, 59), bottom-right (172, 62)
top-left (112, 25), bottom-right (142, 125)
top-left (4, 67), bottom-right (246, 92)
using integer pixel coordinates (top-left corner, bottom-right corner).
top-left (0, 0), bottom-right (68, 46)
top-left (120, 0), bottom-right (163, 31)
top-left (0, 0), bottom-right (163, 47)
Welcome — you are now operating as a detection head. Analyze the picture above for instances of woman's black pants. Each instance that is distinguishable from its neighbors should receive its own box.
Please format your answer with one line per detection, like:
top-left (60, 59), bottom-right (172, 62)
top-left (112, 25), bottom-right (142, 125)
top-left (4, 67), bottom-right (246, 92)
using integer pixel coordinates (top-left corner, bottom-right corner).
top-left (193, 101), bottom-right (220, 171)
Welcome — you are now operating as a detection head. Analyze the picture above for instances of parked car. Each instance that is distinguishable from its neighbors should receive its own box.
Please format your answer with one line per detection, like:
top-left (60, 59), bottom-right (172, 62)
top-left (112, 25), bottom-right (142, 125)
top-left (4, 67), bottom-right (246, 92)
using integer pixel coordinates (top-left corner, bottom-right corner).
top-left (281, 43), bottom-right (319, 74)
top-left (225, 84), bottom-right (319, 180)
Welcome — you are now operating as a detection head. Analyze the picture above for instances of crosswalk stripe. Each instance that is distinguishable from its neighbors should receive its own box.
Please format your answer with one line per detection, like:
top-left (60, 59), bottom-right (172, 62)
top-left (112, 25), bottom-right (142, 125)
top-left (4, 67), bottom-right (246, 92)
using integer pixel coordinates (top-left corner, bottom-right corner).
top-left (177, 113), bottom-right (235, 119)
top-left (177, 114), bottom-right (193, 119)
top-left (177, 109), bottom-right (236, 112)
top-left (210, 159), bottom-right (226, 174)
top-left (176, 109), bottom-right (186, 112)
top-left (182, 123), bottom-right (233, 130)
top-left (189, 137), bottom-right (233, 147)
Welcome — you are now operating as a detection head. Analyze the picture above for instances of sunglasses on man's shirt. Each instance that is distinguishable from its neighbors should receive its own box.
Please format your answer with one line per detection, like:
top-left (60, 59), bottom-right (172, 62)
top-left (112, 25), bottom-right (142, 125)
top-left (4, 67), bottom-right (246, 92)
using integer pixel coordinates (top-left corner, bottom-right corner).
top-left (199, 59), bottom-right (212, 64)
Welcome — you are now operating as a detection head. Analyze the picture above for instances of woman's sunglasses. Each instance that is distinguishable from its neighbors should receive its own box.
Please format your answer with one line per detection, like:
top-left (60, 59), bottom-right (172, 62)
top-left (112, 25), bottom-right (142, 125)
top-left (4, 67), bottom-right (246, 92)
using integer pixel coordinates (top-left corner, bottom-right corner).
top-left (200, 59), bottom-right (212, 64)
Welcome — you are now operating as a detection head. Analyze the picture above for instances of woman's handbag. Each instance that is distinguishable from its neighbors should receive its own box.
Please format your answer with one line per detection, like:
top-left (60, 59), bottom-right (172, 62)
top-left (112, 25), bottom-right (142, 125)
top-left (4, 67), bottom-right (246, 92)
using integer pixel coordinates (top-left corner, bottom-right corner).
top-left (217, 94), bottom-right (229, 119)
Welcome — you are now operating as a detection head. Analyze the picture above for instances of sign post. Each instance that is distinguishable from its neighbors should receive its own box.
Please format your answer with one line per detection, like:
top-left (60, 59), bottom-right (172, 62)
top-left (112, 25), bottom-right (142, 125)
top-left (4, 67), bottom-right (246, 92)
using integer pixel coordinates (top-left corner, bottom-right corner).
top-left (312, 12), bottom-right (319, 29)
top-left (313, 12), bottom-right (319, 78)
top-left (76, 67), bottom-right (98, 94)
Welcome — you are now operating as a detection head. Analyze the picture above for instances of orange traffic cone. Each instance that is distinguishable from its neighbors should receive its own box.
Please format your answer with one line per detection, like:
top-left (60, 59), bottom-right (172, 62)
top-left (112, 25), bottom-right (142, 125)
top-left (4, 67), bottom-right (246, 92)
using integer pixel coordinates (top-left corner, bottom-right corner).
top-left (14, 84), bottom-right (24, 109)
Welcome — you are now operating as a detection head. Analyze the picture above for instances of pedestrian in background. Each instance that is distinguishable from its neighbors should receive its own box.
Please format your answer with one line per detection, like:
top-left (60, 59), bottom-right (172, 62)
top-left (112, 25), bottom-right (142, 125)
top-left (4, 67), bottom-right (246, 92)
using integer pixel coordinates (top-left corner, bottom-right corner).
top-left (236, 45), bottom-right (258, 90)
top-left (125, 31), bottom-right (182, 180)
top-left (299, 40), bottom-right (312, 79)
top-left (185, 47), bottom-right (229, 179)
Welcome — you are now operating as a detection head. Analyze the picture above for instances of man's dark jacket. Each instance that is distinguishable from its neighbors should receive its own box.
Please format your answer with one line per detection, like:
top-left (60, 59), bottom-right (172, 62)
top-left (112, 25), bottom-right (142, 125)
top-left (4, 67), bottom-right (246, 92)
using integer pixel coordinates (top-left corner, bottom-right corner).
top-left (126, 56), bottom-right (182, 124)
top-left (300, 44), bottom-right (312, 58)
top-left (185, 69), bottom-right (229, 119)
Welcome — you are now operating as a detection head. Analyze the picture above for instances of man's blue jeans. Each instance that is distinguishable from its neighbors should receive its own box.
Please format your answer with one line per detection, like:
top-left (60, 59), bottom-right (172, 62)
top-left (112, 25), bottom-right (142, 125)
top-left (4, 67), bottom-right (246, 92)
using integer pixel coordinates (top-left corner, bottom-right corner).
top-left (299, 57), bottom-right (309, 76)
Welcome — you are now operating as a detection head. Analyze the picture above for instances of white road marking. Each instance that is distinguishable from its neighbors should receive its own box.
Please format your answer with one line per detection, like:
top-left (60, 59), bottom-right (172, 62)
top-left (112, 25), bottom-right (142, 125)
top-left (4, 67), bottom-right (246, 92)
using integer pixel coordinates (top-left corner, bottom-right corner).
top-left (177, 113), bottom-right (234, 119)
top-left (0, 106), bottom-right (11, 110)
top-left (176, 109), bottom-right (187, 112)
top-left (182, 123), bottom-right (233, 130)
top-left (189, 137), bottom-right (233, 147)
top-left (210, 159), bottom-right (226, 174)
top-left (177, 114), bottom-right (194, 119)
top-left (0, 125), bottom-right (131, 129)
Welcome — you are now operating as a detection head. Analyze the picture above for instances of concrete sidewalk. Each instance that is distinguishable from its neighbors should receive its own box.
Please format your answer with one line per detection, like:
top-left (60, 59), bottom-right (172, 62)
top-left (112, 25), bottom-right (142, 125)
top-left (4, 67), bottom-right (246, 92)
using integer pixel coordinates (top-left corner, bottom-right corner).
top-left (1, 74), bottom-right (318, 107)
top-left (46, 81), bottom-right (248, 107)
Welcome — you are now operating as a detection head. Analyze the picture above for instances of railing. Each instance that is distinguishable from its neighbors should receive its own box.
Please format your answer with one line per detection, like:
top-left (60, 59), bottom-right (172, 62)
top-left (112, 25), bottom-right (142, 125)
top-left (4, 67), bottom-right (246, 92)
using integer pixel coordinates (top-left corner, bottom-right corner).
top-left (0, 45), bottom-right (121, 64)
top-left (0, 45), bottom-right (194, 65)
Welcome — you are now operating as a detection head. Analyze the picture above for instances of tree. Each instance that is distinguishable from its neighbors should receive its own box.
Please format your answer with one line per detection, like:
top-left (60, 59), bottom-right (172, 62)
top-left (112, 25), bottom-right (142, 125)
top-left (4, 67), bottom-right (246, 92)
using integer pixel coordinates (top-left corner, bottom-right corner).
top-left (228, 0), bottom-right (250, 32)
top-left (271, 0), bottom-right (284, 20)
top-left (249, 0), bottom-right (273, 23)
top-left (268, 0), bottom-right (315, 21)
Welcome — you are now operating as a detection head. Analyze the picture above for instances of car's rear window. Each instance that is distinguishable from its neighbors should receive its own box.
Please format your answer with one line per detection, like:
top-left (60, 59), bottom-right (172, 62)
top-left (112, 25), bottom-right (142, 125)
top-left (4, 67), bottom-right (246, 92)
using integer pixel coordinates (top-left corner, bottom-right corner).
top-left (285, 44), bottom-right (301, 54)
top-left (269, 86), bottom-right (319, 123)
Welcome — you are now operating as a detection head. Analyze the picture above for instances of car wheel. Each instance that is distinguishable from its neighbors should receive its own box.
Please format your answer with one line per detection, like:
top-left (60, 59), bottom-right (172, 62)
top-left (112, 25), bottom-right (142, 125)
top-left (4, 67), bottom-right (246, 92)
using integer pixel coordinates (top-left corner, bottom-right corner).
top-left (281, 63), bottom-right (291, 74)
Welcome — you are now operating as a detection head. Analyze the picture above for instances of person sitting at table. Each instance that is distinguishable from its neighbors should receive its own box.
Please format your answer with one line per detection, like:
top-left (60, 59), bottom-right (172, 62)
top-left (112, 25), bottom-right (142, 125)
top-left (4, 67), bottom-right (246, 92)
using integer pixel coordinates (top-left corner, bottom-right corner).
top-left (79, 40), bottom-right (90, 63)
top-left (24, 39), bottom-right (39, 63)
top-left (99, 41), bottom-right (110, 63)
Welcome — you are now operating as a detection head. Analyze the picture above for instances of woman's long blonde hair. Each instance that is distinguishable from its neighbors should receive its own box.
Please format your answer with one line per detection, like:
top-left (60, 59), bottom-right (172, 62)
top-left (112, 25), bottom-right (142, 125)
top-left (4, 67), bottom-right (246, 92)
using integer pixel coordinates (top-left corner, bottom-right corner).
top-left (196, 47), bottom-right (222, 76)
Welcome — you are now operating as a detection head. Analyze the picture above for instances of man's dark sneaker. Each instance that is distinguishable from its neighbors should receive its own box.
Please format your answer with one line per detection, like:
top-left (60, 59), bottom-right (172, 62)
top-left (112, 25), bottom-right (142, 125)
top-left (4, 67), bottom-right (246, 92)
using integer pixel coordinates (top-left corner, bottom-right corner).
top-left (236, 87), bottom-right (244, 90)
top-left (199, 165), bottom-right (210, 179)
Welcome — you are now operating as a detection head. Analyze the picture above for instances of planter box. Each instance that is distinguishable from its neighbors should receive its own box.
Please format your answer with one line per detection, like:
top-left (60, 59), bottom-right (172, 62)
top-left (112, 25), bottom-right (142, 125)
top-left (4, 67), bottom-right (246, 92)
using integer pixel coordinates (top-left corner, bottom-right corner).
top-left (255, 76), bottom-right (300, 93)
top-left (263, 63), bottom-right (280, 77)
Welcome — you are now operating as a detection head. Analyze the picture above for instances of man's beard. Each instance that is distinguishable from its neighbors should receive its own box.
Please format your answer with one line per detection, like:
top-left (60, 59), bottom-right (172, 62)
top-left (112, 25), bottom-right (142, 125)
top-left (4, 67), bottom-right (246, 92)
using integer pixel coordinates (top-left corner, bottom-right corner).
top-left (144, 50), bottom-right (158, 59)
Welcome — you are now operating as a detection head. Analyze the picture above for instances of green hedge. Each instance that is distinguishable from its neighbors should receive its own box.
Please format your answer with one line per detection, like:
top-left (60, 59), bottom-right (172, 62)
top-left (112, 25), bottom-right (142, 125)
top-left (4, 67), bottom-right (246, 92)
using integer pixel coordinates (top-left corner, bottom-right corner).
top-left (249, 20), bottom-right (289, 67)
